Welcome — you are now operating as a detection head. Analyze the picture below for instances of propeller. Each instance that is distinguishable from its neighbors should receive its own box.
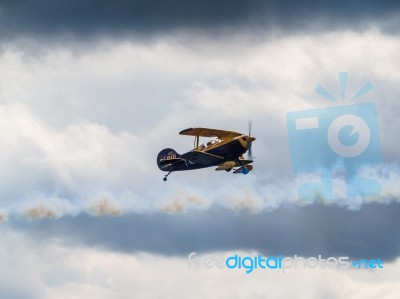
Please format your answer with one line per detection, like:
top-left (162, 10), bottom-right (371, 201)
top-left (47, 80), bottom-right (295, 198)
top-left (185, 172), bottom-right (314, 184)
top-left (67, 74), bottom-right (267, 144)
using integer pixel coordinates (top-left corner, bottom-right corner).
top-left (247, 121), bottom-right (253, 160)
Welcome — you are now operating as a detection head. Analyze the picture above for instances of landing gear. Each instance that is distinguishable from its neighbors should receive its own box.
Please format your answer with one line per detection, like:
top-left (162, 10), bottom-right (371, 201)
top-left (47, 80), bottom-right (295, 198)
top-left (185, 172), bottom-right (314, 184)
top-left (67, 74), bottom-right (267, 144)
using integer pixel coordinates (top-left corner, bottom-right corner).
top-left (163, 171), bottom-right (172, 181)
top-left (236, 159), bottom-right (249, 175)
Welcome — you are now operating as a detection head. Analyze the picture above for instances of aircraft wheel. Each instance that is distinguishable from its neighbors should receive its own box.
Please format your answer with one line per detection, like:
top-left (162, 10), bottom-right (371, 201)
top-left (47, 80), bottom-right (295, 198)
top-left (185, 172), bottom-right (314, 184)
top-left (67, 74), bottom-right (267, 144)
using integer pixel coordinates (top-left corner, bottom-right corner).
top-left (242, 168), bottom-right (249, 175)
top-left (163, 177), bottom-right (167, 181)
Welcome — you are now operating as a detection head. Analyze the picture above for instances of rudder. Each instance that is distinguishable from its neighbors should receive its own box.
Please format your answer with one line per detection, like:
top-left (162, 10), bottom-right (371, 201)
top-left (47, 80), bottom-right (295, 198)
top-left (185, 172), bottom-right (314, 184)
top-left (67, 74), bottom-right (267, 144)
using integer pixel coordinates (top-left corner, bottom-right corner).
top-left (157, 148), bottom-right (181, 170)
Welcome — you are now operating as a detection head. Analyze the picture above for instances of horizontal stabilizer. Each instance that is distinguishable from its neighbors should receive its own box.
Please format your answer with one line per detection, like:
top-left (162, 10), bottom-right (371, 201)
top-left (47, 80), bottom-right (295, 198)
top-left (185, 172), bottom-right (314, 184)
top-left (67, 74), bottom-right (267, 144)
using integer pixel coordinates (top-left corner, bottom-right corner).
top-left (158, 157), bottom-right (184, 167)
top-left (181, 151), bottom-right (224, 166)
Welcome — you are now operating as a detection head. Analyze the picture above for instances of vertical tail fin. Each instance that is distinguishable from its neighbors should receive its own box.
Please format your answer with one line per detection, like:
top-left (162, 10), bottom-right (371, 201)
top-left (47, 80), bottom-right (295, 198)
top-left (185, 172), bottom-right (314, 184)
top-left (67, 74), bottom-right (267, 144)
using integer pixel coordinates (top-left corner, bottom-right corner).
top-left (157, 148), bottom-right (181, 170)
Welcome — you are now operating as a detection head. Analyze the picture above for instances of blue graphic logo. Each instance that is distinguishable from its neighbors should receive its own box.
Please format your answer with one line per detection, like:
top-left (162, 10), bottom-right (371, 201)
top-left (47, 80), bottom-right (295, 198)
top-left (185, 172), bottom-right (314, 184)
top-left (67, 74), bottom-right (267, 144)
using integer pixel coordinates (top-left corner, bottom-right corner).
top-left (286, 72), bottom-right (381, 200)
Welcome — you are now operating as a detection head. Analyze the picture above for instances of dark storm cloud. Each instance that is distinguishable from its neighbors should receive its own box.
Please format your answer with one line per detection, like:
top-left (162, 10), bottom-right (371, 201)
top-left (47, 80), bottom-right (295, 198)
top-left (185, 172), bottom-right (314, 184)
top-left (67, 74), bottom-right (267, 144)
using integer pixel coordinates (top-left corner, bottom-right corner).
top-left (0, 0), bottom-right (399, 38)
top-left (8, 202), bottom-right (400, 261)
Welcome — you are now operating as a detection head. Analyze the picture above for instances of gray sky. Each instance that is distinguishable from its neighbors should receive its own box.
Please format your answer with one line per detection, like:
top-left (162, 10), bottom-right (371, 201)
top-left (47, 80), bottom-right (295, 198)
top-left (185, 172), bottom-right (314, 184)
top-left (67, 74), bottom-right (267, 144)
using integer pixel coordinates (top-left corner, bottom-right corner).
top-left (0, 1), bottom-right (399, 298)
top-left (8, 202), bottom-right (400, 260)
top-left (0, 0), bottom-right (399, 38)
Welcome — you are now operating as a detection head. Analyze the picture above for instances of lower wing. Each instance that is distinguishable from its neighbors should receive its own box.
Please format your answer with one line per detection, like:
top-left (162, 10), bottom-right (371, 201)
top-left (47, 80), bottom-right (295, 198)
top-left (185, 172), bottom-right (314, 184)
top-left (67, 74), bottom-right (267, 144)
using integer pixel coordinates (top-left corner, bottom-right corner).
top-left (181, 151), bottom-right (224, 166)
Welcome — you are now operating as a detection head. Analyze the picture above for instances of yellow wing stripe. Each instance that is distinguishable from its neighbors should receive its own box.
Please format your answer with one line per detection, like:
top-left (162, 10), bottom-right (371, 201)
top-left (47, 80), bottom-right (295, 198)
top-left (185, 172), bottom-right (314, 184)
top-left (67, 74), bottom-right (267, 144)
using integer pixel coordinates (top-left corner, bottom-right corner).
top-left (179, 127), bottom-right (242, 140)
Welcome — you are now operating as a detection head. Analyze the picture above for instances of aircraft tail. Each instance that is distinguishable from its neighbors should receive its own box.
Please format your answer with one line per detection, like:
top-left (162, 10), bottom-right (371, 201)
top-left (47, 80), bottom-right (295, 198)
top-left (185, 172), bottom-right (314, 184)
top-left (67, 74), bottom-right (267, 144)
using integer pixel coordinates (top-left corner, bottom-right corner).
top-left (157, 148), bottom-right (181, 171)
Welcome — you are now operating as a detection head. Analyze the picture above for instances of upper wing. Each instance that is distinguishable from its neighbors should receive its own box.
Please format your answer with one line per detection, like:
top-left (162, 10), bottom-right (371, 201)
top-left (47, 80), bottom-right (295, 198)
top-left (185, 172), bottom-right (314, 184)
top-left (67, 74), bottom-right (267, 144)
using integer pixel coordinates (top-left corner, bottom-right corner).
top-left (181, 151), bottom-right (224, 166)
top-left (179, 127), bottom-right (242, 140)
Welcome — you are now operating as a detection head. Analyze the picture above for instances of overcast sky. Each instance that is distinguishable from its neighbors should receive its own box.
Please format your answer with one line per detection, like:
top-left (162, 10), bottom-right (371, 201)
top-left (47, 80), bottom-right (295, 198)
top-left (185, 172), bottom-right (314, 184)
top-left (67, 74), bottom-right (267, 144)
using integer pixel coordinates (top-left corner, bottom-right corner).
top-left (0, 1), bottom-right (400, 298)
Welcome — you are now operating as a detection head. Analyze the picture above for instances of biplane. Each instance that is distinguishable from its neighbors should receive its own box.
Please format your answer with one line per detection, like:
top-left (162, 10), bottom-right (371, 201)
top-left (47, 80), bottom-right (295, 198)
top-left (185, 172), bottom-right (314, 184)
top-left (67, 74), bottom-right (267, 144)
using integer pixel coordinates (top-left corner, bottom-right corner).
top-left (157, 126), bottom-right (255, 181)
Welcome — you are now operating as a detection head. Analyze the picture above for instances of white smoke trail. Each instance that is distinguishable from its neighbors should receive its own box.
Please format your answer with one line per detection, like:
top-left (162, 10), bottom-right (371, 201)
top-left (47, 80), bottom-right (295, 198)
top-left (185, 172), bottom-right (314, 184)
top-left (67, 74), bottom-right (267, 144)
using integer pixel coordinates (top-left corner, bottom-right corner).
top-left (0, 103), bottom-right (399, 222)
top-left (87, 197), bottom-right (121, 217)
top-left (0, 213), bottom-right (8, 223)
top-left (0, 164), bottom-right (395, 223)
top-left (24, 204), bottom-right (59, 220)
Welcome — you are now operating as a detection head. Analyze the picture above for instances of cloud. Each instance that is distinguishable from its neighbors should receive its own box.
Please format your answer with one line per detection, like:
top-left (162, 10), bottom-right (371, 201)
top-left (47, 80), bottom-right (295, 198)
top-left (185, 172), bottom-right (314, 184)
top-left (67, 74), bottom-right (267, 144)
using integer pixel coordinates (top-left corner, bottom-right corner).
top-left (0, 213), bottom-right (7, 223)
top-left (87, 197), bottom-right (121, 217)
top-left (7, 202), bottom-right (400, 261)
top-left (0, 7), bottom-right (399, 297)
top-left (0, 0), bottom-right (399, 39)
top-left (0, 29), bottom-right (400, 219)
top-left (24, 204), bottom-right (59, 220)
top-left (0, 228), bottom-right (399, 299)
top-left (0, 102), bottom-right (145, 196)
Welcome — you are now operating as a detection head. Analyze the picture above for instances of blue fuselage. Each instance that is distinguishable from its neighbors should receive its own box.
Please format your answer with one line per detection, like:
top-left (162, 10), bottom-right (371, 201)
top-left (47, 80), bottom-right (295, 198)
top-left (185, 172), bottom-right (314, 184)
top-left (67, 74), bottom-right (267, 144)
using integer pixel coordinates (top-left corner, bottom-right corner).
top-left (158, 139), bottom-right (247, 172)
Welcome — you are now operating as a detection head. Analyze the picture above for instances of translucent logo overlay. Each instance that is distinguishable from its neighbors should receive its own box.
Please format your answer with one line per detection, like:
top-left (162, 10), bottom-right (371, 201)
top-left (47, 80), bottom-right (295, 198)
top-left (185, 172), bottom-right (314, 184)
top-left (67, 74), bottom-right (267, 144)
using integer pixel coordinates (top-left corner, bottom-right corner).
top-left (187, 252), bottom-right (384, 274)
top-left (286, 72), bottom-right (381, 201)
